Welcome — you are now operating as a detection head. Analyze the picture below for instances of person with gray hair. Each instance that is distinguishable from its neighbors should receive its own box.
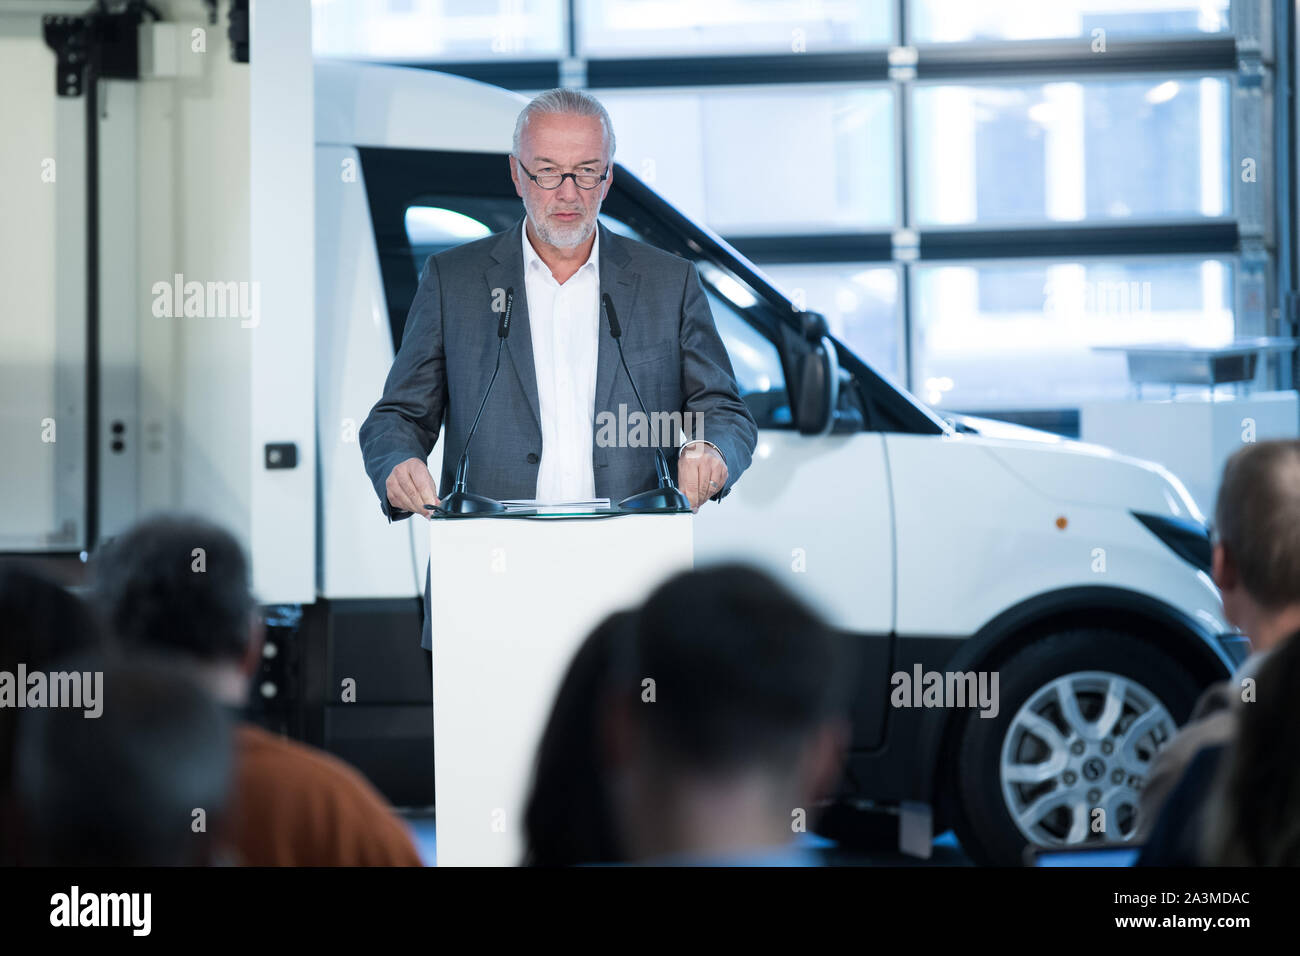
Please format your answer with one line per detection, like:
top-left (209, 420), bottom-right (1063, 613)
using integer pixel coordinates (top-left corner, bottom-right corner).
top-left (1136, 439), bottom-right (1300, 853)
top-left (361, 87), bottom-right (757, 653)
top-left (512, 88), bottom-right (616, 176)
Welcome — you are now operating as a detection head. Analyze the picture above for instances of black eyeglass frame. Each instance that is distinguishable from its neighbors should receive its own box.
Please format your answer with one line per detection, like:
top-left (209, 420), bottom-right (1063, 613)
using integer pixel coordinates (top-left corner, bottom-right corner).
top-left (516, 159), bottom-right (611, 190)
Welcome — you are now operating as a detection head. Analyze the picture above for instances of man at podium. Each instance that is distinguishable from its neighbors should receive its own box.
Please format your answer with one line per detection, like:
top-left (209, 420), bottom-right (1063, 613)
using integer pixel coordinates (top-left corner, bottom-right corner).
top-left (359, 88), bottom-right (758, 650)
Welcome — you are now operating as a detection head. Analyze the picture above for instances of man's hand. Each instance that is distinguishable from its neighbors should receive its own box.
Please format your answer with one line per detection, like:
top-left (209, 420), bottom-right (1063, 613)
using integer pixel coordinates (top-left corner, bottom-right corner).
top-left (677, 442), bottom-right (728, 512)
top-left (385, 458), bottom-right (440, 518)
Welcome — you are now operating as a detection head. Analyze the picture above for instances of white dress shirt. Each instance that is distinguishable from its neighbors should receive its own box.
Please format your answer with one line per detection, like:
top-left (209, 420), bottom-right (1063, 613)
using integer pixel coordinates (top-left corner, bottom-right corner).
top-left (523, 226), bottom-right (601, 502)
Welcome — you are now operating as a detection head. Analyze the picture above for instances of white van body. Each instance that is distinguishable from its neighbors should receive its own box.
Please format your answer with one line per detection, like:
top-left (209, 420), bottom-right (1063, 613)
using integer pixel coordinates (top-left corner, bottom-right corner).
top-left (313, 61), bottom-right (1237, 862)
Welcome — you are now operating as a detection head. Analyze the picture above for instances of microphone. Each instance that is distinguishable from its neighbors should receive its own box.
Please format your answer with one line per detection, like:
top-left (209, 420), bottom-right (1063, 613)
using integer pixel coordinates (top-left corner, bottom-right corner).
top-left (602, 293), bottom-right (691, 513)
top-left (438, 287), bottom-right (514, 515)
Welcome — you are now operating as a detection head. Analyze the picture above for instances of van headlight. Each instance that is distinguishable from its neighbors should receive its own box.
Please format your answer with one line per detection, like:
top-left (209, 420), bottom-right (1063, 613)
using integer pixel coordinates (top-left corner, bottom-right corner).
top-left (1132, 512), bottom-right (1212, 575)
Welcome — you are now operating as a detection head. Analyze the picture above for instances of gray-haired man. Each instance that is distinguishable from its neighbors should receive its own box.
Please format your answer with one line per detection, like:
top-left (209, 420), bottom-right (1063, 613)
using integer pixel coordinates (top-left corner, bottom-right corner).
top-left (360, 89), bottom-right (758, 650)
top-left (1136, 440), bottom-right (1300, 850)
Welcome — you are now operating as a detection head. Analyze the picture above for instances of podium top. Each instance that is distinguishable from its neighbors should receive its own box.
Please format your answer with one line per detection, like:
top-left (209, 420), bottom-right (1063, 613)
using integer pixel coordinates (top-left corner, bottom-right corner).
top-left (429, 504), bottom-right (690, 520)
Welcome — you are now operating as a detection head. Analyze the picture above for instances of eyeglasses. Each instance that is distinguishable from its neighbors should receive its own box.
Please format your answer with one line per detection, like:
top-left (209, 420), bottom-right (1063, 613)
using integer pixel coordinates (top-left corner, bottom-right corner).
top-left (517, 159), bottom-right (609, 190)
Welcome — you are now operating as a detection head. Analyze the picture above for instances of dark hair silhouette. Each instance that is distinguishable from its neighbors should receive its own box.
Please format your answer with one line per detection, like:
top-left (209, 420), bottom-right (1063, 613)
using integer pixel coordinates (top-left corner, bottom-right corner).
top-left (1204, 631), bottom-right (1300, 865)
top-left (631, 563), bottom-right (848, 775)
top-left (521, 610), bottom-right (634, 866)
top-left (15, 651), bottom-right (235, 866)
top-left (0, 563), bottom-right (103, 863)
top-left (92, 513), bottom-right (256, 662)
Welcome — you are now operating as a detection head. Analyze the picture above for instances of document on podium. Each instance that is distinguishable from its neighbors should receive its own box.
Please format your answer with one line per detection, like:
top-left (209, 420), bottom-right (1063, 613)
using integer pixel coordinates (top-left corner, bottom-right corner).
top-left (498, 498), bottom-right (610, 515)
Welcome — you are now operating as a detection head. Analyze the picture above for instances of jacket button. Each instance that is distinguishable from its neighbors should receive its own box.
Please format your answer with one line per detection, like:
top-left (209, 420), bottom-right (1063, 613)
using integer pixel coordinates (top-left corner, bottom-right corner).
top-left (526, 452), bottom-right (539, 464)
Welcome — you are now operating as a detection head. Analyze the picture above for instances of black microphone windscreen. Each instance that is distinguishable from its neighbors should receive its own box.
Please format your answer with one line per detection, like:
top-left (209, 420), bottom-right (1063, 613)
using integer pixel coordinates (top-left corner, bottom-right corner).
top-left (602, 293), bottom-right (622, 339)
top-left (499, 287), bottom-right (514, 339)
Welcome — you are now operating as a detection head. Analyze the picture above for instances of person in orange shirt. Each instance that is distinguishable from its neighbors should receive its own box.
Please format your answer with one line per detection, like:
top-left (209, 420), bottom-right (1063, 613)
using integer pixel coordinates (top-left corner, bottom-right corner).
top-left (92, 514), bottom-right (422, 867)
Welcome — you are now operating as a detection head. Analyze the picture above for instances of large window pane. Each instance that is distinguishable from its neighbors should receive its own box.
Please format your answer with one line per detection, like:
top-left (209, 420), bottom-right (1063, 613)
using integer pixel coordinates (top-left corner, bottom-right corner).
top-left (761, 263), bottom-right (901, 377)
top-left (579, 0), bottom-right (892, 56)
top-left (600, 86), bottom-right (895, 235)
top-left (911, 258), bottom-right (1234, 409)
top-left (912, 77), bottom-right (1231, 225)
top-left (312, 0), bottom-right (564, 61)
top-left (909, 0), bottom-right (1229, 43)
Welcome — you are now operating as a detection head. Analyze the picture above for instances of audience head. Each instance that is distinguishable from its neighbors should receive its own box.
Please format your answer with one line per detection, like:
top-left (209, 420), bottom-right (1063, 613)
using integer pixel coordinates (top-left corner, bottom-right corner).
top-left (0, 563), bottom-right (102, 862)
top-left (522, 610), bottom-right (635, 866)
top-left (92, 514), bottom-right (262, 700)
top-left (1212, 439), bottom-right (1300, 648)
top-left (14, 652), bottom-right (235, 865)
top-left (605, 564), bottom-right (851, 862)
top-left (1204, 631), bottom-right (1300, 865)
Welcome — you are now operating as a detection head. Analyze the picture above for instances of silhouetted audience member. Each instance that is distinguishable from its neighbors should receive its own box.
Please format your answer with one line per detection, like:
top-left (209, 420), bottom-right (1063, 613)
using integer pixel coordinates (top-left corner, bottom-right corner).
top-left (1138, 439), bottom-right (1300, 860)
top-left (93, 514), bottom-right (422, 866)
top-left (1201, 629), bottom-right (1300, 865)
top-left (522, 610), bottom-right (636, 866)
top-left (15, 652), bottom-right (234, 866)
top-left (0, 563), bottom-right (103, 864)
top-left (605, 564), bottom-right (851, 865)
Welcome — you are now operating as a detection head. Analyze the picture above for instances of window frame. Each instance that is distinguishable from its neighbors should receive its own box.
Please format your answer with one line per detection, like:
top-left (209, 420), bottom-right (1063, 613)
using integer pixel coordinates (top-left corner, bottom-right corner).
top-left (353, 0), bottom-right (1292, 425)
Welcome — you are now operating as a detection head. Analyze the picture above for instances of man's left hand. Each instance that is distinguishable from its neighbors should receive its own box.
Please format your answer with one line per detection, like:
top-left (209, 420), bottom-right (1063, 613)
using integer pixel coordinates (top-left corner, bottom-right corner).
top-left (678, 443), bottom-right (728, 512)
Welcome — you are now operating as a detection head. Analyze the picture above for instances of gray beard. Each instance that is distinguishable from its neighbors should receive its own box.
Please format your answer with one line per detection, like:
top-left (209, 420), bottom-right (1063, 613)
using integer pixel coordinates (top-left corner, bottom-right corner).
top-left (524, 197), bottom-right (599, 249)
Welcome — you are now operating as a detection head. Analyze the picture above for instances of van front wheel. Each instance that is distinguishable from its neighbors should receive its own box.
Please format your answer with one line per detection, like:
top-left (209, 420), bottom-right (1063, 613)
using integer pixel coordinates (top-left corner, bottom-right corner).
top-left (952, 629), bottom-right (1202, 866)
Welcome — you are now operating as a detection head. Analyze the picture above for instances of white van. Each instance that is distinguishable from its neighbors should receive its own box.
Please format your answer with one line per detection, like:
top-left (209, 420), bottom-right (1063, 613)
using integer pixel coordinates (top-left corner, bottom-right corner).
top-left (315, 61), bottom-right (1244, 864)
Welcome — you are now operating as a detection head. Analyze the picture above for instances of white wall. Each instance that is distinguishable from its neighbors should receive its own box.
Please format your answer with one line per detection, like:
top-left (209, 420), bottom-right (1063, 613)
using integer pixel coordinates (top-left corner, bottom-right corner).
top-left (0, 12), bottom-right (83, 550)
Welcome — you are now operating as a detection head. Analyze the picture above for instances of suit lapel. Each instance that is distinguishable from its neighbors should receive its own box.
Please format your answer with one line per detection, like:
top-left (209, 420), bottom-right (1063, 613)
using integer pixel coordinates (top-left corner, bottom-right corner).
top-left (485, 218), bottom-right (541, 431)
top-left (595, 223), bottom-right (641, 415)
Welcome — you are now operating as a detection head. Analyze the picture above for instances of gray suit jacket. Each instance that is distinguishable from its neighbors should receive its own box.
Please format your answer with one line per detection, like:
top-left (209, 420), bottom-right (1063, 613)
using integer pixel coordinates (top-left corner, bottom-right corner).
top-left (360, 216), bottom-right (758, 647)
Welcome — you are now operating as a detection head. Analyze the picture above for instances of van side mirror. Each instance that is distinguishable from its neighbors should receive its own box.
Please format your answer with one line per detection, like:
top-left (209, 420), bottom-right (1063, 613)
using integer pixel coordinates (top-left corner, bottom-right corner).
top-left (795, 312), bottom-right (837, 436)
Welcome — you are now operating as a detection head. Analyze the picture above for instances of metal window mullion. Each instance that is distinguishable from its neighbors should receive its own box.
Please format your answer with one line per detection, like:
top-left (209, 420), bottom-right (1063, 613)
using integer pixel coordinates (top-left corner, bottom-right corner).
top-left (1235, 6), bottom-right (1276, 343)
top-left (896, 0), bottom-right (914, 390)
top-left (895, 78), bottom-right (915, 392)
top-left (1281, 0), bottom-right (1299, 391)
top-left (561, 0), bottom-right (584, 87)
top-left (566, 0), bottom-right (577, 60)
top-left (914, 36), bottom-right (1237, 80)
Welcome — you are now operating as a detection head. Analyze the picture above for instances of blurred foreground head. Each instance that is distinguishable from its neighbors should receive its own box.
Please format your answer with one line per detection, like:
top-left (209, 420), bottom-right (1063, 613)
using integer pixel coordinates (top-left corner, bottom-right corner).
top-left (15, 653), bottom-right (234, 865)
top-left (0, 564), bottom-right (102, 862)
top-left (607, 564), bottom-right (851, 864)
top-left (1204, 630), bottom-right (1300, 865)
top-left (522, 610), bottom-right (634, 866)
top-left (92, 514), bottom-right (261, 702)
top-left (1212, 439), bottom-right (1300, 649)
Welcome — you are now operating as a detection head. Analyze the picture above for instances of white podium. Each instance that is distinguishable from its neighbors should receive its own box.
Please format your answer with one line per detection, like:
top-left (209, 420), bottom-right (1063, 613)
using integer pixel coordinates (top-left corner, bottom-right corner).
top-left (428, 510), bottom-right (693, 866)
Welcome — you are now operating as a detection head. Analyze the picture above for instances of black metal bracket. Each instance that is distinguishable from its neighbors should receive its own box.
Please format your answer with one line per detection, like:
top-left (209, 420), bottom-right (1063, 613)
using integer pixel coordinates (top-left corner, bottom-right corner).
top-left (228, 0), bottom-right (249, 64)
top-left (42, 3), bottom-right (157, 98)
top-left (42, 15), bottom-right (94, 97)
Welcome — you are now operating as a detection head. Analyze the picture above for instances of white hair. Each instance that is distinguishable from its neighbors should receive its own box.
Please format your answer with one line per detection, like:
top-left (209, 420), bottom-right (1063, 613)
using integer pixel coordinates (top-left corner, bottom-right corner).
top-left (512, 88), bottom-right (616, 162)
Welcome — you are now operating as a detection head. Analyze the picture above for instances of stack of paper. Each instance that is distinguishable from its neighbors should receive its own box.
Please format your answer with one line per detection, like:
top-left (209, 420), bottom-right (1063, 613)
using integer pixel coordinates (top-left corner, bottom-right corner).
top-left (499, 498), bottom-right (611, 515)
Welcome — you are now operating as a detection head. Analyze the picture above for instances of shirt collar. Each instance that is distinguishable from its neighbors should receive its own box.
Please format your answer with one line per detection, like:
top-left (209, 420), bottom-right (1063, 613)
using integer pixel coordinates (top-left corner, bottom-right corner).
top-left (522, 219), bottom-right (600, 279)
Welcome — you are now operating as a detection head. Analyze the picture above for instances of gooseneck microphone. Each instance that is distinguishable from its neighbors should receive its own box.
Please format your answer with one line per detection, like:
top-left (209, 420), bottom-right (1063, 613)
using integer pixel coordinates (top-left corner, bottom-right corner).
top-left (439, 287), bottom-right (514, 515)
top-left (602, 293), bottom-right (691, 513)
